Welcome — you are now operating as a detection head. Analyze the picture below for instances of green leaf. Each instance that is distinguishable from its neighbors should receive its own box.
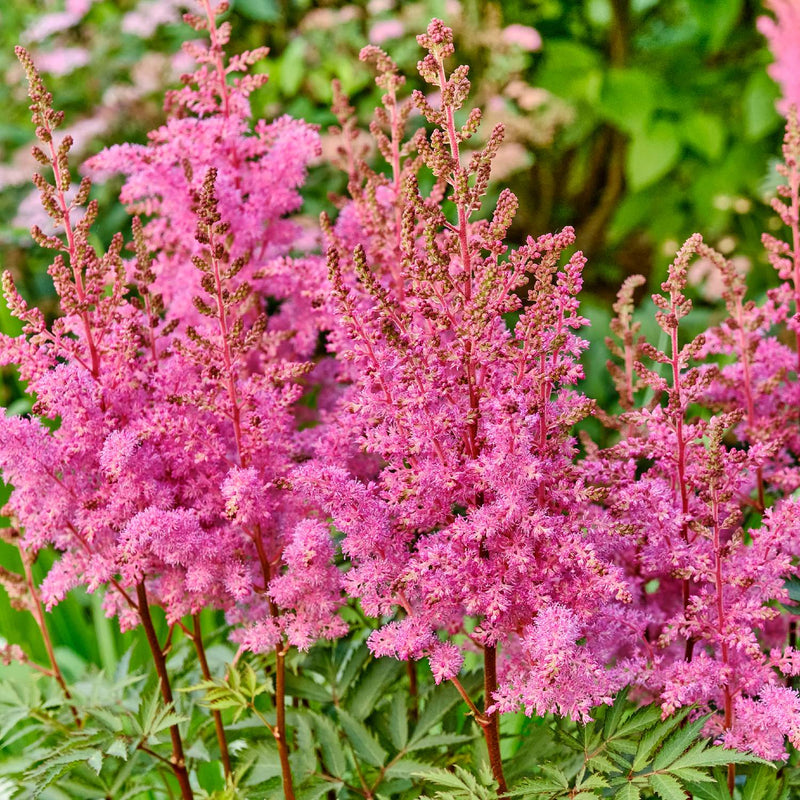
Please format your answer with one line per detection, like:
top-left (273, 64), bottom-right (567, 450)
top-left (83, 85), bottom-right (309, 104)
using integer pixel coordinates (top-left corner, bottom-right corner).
top-left (631, 708), bottom-right (689, 772)
top-left (742, 765), bottom-right (783, 800)
top-left (298, 776), bottom-right (342, 800)
top-left (387, 693), bottom-right (408, 751)
top-left (649, 774), bottom-right (688, 800)
top-left (105, 739), bottom-right (128, 760)
top-left (407, 733), bottom-right (475, 752)
top-left (233, 0), bottom-right (279, 22)
top-left (384, 758), bottom-right (433, 781)
top-left (681, 112), bottom-right (726, 161)
top-left (598, 68), bottom-right (656, 134)
top-left (410, 676), bottom-right (480, 745)
top-left (87, 749), bottom-right (103, 775)
top-left (670, 742), bottom-right (766, 771)
top-left (536, 40), bottom-right (602, 103)
top-left (346, 658), bottom-right (402, 720)
top-left (614, 785), bottom-right (641, 800)
top-left (311, 712), bottom-right (347, 778)
top-left (284, 673), bottom-right (331, 703)
top-left (743, 71), bottom-right (781, 141)
top-left (652, 717), bottom-right (707, 770)
top-left (336, 708), bottom-right (387, 768)
top-left (293, 715), bottom-right (317, 779)
top-left (686, 0), bottom-right (743, 51)
top-left (626, 120), bottom-right (681, 191)
top-left (278, 38), bottom-right (307, 97)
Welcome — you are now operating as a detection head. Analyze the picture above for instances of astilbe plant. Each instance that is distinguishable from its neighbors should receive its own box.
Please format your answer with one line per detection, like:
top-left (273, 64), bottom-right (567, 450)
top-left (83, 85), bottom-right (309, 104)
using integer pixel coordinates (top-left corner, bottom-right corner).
top-left (0, 4), bottom-right (344, 798)
top-left (310, 20), bottom-right (630, 791)
top-left (589, 113), bottom-right (800, 793)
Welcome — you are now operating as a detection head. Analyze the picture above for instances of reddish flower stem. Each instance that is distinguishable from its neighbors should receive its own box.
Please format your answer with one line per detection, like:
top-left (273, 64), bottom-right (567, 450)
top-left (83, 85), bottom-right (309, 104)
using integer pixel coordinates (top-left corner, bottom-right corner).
top-left (136, 583), bottom-right (193, 800)
top-left (20, 551), bottom-right (80, 724)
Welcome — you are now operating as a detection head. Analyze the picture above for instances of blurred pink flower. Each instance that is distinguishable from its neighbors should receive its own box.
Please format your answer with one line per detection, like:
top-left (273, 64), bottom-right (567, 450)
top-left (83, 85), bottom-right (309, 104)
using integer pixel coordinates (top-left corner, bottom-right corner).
top-left (502, 23), bottom-right (542, 52)
top-left (369, 19), bottom-right (404, 45)
top-left (34, 46), bottom-right (90, 76)
top-left (759, 0), bottom-right (800, 114)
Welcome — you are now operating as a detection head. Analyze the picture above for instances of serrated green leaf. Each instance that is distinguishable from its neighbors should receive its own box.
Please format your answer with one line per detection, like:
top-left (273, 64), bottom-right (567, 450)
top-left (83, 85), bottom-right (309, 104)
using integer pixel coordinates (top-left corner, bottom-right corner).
top-left (284, 673), bottom-right (331, 703)
top-left (577, 773), bottom-right (609, 790)
top-left (631, 709), bottom-right (689, 772)
top-left (652, 716), bottom-right (707, 770)
top-left (384, 758), bottom-right (433, 781)
top-left (670, 742), bottom-right (766, 771)
top-left (346, 658), bottom-right (402, 720)
top-left (614, 785), bottom-right (641, 800)
top-left (311, 712), bottom-right (346, 778)
top-left (388, 692), bottom-right (408, 751)
top-left (649, 773), bottom-right (688, 800)
top-left (87, 749), bottom-right (103, 775)
top-left (410, 677), bottom-right (481, 745)
top-left (742, 765), bottom-right (782, 800)
top-left (297, 776), bottom-right (341, 800)
top-left (602, 690), bottom-right (631, 738)
top-left (407, 733), bottom-right (475, 752)
top-left (293, 715), bottom-right (317, 779)
top-left (105, 738), bottom-right (128, 760)
top-left (616, 705), bottom-right (662, 739)
top-left (586, 753), bottom-right (618, 773)
top-left (337, 707), bottom-right (387, 767)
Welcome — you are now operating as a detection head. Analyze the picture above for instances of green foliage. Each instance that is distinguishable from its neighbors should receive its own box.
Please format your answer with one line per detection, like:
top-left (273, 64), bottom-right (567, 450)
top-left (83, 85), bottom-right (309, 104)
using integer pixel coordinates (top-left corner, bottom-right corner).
top-left (507, 693), bottom-right (768, 800)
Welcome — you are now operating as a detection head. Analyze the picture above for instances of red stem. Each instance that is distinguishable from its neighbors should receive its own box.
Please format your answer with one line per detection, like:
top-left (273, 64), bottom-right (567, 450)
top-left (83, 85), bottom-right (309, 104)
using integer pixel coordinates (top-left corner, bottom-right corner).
top-left (136, 584), bottom-right (193, 800)
top-left (21, 552), bottom-right (80, 724)
top-left (711, 488), bottom-right (735, 795)
top-left (482, 646), bottom-right (507, 794)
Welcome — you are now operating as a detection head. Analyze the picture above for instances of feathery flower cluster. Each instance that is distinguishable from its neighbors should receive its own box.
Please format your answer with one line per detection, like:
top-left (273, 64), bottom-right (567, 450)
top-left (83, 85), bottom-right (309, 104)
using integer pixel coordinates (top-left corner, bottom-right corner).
top-left (589, 114), bottom-right (800, 772)
top-left (759, 0), bottom-right (800, 115)
top-left (1, 0), bottom-right (342, 653)
top-left (314, 22), bottom-right (629, 747)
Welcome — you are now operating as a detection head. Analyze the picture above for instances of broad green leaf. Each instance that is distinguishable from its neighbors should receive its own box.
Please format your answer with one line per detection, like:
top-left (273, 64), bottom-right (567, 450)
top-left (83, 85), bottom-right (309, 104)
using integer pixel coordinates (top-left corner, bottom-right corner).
top-left (598, 69), bottom-right (656, 134)
top-left (743, 71), bottom-right (781, 141)
top-left (626, 120), bottom-right (681, 191)
top-left (337, 708), bottom-right (387, 768)
top-left (278, 38), bottom-right (307, 97)
top-left (536, 40), bottom-right (602, 103)
top-left (614, 785), bottom-right (641, 800)
top-left (681, 112), bottom-right (726, 161)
